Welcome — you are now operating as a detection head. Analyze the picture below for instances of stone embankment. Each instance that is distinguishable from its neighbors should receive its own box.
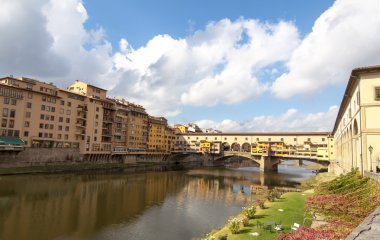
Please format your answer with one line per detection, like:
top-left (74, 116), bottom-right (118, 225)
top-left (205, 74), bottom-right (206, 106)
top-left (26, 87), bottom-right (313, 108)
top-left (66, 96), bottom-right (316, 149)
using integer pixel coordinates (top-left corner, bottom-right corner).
top-left (0, 148), bottom-right (206, 175)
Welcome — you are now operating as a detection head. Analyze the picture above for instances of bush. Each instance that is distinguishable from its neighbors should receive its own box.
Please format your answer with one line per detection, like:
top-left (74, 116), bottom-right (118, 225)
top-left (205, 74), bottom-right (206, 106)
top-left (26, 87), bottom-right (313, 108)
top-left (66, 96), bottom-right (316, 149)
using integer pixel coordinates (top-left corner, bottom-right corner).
top-left (241, 216), bottom-right (249, 226)
top-left (256, 199), bottom-right (265, 209)
top-left (228, 218), bottom-right (242, 234)
top-left (217, 234), bottom-right (227, 240)
top-left (242, 205), bottom-right (257, 218)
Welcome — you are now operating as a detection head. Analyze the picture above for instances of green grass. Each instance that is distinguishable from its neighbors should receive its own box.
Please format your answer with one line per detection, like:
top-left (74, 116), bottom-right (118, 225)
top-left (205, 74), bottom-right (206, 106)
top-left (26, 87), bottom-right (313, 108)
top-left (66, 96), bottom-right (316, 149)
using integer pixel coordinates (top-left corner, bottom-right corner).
top-left (208, 191), bottom-right (313, 240)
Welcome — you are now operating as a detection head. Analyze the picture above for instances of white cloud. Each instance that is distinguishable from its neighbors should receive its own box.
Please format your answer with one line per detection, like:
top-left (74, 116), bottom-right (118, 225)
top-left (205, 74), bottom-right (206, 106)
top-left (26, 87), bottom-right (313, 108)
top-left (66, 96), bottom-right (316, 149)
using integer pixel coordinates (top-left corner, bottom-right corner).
top-left (0, 0), bottom-right (377, 119)
top-left (195, 106), bottom-right (339, 132)
top-left (111, 18), bottom-right (300, 115)
top-left (271, 0), bottom-right (380, 98)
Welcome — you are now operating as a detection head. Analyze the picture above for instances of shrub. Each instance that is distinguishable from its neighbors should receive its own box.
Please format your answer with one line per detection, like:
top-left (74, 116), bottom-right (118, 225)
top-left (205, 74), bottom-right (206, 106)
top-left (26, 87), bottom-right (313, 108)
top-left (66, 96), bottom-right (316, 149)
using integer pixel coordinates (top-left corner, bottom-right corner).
top-left (217, 234), bottom-right (227, 240)
top-left (256, 199), bottom-right (265, 209)
top-left (242, 205), bottom-right (257, 219)
top-left (241, 216), bottom-right (249, 226)
top-left (228, 218), bottom-right (242, 234)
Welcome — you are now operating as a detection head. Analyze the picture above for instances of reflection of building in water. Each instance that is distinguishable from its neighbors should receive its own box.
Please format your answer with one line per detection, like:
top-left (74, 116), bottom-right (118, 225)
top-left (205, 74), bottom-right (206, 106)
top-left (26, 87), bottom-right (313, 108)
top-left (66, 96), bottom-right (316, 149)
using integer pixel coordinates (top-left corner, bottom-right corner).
top-left (0, 172), bottom-right (189, 240)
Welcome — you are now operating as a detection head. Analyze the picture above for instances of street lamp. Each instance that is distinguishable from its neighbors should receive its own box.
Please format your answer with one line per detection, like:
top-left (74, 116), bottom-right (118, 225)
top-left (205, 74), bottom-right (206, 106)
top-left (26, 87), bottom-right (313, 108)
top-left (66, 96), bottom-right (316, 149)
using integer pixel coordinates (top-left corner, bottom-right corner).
top-left (369, 145), bottom-right (373, 172)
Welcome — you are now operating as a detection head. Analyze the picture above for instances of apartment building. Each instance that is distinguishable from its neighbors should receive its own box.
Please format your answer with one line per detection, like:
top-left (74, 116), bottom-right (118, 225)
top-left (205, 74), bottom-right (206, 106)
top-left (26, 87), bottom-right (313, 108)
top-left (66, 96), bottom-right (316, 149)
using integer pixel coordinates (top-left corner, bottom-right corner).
top-left (0, 77), bottom-right (172, 160)
top-left (148, 116), bottom-right (169, 154)
top-left (332, 66), bottom-right (380, 175)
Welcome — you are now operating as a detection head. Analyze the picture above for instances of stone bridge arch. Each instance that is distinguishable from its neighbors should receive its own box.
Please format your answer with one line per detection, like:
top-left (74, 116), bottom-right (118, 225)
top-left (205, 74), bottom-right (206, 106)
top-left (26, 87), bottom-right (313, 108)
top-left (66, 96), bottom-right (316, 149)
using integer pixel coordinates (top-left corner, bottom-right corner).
top-left (242, 142), bottom-right (251, 152)
top-left (231, 142), bottom-right (241, 151)
top-left (222, 142), bottom-right (230, 151)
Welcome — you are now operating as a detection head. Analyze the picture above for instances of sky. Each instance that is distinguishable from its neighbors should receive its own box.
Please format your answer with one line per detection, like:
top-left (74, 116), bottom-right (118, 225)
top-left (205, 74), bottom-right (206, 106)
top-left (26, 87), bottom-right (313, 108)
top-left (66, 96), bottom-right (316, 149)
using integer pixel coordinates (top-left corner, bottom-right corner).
top-left (0, 0), bottom-right (379, 132)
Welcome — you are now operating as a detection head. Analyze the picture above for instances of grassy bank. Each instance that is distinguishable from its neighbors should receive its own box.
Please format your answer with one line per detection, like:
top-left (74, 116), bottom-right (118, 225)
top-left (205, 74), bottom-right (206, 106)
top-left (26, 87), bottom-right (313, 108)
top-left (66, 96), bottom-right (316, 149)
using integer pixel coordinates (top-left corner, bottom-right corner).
top-left (202, 191), bottom-right (313, 240)
top-left (280, 169), bottom-right (380, 239)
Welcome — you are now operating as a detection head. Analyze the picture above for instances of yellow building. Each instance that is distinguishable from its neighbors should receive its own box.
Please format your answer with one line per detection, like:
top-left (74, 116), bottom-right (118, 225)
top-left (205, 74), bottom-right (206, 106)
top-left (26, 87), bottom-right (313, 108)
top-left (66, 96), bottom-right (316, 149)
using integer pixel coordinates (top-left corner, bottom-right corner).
top-left (148, 116), bottom-right (169, 154)
top-left (332, 65), bottom-right (380, 175)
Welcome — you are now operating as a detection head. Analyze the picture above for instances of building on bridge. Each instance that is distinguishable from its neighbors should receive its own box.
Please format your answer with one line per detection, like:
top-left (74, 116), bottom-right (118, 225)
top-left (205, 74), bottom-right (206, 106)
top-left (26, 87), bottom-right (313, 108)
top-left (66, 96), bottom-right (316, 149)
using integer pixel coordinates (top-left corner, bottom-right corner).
top-left (174, 132), bottom-right (334, 164)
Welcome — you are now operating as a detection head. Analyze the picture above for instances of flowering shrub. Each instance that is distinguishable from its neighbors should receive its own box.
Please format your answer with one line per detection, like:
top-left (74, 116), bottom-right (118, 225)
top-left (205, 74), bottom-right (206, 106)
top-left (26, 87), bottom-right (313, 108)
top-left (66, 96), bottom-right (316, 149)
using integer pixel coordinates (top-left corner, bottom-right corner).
top-left (242, 205), bottom-right (257, 218)
top-left (228, 218), bottom-right (242, 234)
top-left (256, 199), bottom-right (265, 209)
top-left (241, 216), bottom-right (249, 226)
top-left (276, 226), bottom-right (344, 240)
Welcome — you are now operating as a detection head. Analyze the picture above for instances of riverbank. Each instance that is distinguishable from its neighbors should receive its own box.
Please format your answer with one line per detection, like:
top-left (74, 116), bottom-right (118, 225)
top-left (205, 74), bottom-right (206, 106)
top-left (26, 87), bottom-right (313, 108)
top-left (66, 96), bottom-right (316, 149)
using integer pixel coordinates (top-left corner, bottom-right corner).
top-left (200, 172), bottom-right (337, 240)
top-left (201, 190), bottom-right (313, 240)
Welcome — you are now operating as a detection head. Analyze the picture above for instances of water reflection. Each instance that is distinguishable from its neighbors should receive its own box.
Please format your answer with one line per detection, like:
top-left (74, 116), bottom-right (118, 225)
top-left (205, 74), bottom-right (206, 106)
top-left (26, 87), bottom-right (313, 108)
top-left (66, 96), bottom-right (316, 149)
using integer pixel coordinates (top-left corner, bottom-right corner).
top-left (0, 164), bottom-right (314, 240)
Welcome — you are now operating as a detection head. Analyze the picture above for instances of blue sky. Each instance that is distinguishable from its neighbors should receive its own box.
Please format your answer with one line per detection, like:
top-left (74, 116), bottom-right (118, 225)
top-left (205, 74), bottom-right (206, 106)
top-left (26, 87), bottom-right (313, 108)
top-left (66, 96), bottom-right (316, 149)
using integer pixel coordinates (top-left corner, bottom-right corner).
top-left (0, 0), bottom-right (379, 132)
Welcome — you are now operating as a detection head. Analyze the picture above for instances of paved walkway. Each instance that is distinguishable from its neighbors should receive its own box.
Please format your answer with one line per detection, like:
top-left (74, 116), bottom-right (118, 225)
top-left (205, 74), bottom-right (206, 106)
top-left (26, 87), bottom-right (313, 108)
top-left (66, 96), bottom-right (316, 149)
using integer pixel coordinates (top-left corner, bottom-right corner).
top-left (346, 206), bottom-right (380, 239)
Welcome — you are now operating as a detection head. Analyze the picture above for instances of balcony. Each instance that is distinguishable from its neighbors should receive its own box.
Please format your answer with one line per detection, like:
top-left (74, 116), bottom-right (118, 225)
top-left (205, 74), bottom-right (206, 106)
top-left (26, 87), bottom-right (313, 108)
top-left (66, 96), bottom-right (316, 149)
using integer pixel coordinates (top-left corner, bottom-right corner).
top-left (77, 114), bottom-right (87, 120)
top-left (75, 123), bottom-right (86, 128)
top-left (103, 116), bottom-right (114, 123)
top-left (75, 131), bottom-right (85, 136)
top-left (77, 105), bottom-right (88, 112)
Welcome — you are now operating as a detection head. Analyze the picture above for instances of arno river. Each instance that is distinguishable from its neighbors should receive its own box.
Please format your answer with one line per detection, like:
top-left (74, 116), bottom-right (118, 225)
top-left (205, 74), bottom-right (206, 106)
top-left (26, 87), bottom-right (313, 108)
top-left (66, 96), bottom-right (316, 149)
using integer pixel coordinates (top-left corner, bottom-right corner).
top-left (0, 162), bottom-right (314, 240)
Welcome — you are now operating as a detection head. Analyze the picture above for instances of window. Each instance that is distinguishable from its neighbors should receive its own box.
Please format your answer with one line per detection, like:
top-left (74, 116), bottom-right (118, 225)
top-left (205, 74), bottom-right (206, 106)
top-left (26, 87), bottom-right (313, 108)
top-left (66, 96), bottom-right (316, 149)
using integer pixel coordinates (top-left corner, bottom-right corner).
top-left (59, 117), bottom-right (63, 122)
top-left (60, 109), bottom-right (64, 114)
top-left (51, 116), bottom-right (55, 121)
top-left (39, 123), bottom-right (43, 128)
top-left (58, 125), bottom-right (62, 130)
top-left (46, 115), bottom-right (50, 121)
top-left (281, 138), bottom-right (284, 141)
top-left (41, 105), bottom-right (45, 111)
top-left (307, 138), bottom-right (311, 141)
top-left (26, 84), bottom-right (32, 90)
top-left (215, 137), bottom-right (217, 140)
top-left (24, 121), bottom-right (29, 127)
top-left (49, 133), bottom-right (53, 138)
top-left (9, 109), bottom-right (16, 118)
top-left (38, 132), bottom-right (43, 138)
top-left (9, 119), bottom-right (14, 128)
top-left (50, 124), bottom-right (54, 130)
top-left (96, 107), bottom-right (99, 112)
top-left (3, 98), bottom-right (9, 104)
top-left (26, 112), bottom-right (31, 118)
top-left (2, 108), bottom-right (8, 117)
top-left (27, 92), bottom-right (33, 99)
top-left (10, 99), bottom-right (16, 105)
top-left (256, 138), bottom-right (259, 141)
top-left (24, 131), bottom-right (29, 137)
top-left (66, 118), bottom-right (70, 123)
top-left (26, 102), bottom-right (32, 108)
top-left (1, 119), bottom-right (7, 128)
top-left (322, 138), bottom-right (325, 142)
top-left (65, 126), bottom-right (69, 131)
top-left (94, 137), bottom-right (97, 141)
top-left (42, 96), bottom-right (46, 101)
top-left (44, 124), bottom-right (49, 129)
top-left (40, 114), bottom-right (44, 120)
top-left (67, 102), bottom-right (71, 107)
top-left (294, 138), bottom-right (297, 141)
top-left (64, 134), bottom-right (68, 140)
top-left (66, 110), bottom-right (71, 115)
top-left (357, 91), bottom-right (360, 105)
top-left (268, 138), bottom-right (271, 141)
top-left (51, 107), bottom-right (55, 112)
top-left (60, 100), bottom-right (65, 106)
top-left (96, 114), bottom-right (99, 119)
top-left (375, 87), bottom-right (380, 101)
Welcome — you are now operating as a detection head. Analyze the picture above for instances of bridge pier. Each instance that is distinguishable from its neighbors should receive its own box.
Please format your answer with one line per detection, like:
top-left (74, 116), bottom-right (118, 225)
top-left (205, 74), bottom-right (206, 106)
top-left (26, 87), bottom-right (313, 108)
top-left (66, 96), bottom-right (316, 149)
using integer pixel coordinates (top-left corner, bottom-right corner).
top-left (259, 156), bottom-right (279, 172)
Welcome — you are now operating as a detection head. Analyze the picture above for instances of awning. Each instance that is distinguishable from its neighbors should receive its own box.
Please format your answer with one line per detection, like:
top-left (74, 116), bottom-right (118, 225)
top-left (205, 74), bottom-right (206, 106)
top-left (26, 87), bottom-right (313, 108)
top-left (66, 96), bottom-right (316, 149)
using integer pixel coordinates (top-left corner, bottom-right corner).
top-left (0, 138), bottom-right (25, 145)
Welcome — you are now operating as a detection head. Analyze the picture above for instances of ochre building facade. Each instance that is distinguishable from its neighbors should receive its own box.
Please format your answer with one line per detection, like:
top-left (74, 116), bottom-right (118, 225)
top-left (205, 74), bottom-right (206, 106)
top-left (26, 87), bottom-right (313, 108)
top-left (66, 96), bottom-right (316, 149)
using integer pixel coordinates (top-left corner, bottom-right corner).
top-left (0, 77), bottom-right (174, 160)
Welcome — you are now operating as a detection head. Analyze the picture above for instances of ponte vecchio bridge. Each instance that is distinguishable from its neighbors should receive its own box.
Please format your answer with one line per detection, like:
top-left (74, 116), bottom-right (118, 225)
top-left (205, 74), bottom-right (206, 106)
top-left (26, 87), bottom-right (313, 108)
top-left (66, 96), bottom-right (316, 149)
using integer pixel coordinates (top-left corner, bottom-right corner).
top-left (173, 132), bottom-right (334, 172)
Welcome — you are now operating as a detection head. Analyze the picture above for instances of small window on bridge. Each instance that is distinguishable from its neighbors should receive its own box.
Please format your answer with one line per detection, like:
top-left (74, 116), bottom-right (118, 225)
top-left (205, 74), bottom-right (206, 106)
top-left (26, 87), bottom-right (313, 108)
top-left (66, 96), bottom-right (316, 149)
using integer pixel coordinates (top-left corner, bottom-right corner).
top-left (215, 137), bottom-right (217, 140)
top-left (322, 138), bottom-right (325, 141)
top-left (224, 137), bottom-right (227, 140)
top-left (281, 138), bottom-right (284, 141)
top-left (256, 138), bottom-right (259, 141)
top-left (268, 138), bottom-right (271, 141)
top-left (245, 137), bottom-right (248, 140)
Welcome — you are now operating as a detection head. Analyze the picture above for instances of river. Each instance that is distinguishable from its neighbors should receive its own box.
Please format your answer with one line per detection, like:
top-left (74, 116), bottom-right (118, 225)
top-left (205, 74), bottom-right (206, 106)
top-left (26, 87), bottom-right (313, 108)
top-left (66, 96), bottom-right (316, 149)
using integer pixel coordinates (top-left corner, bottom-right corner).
top-left (0, 162), bottom-right (315, 240)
